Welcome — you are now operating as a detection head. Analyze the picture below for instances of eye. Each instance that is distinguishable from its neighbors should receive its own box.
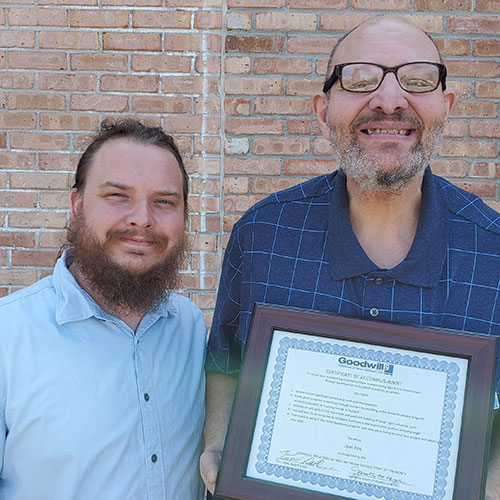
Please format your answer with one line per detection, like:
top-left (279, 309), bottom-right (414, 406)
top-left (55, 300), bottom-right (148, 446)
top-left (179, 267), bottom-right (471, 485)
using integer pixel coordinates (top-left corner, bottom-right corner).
top-left (156, 199), bottom-right (173, 206)
top-left (105, 192), bottom-right (128, 200)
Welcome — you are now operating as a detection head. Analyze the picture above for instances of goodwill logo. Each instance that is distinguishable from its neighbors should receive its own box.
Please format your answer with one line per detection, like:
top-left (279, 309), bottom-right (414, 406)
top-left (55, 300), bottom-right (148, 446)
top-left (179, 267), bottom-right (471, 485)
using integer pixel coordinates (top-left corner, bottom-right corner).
top-left (338, 356), bottom-right (394, 376)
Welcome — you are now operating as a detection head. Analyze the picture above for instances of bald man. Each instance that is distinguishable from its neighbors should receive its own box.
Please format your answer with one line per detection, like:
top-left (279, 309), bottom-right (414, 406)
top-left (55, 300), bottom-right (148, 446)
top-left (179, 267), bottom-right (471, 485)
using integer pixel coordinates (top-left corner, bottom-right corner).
top-left (202, 15), bottom-right (500, 499)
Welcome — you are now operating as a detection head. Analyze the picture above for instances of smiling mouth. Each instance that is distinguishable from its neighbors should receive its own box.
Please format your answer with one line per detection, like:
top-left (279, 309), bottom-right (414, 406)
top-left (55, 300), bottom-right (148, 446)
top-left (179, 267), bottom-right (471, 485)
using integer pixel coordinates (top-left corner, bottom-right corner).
top-left (362, 128), bottom-right (412, 136)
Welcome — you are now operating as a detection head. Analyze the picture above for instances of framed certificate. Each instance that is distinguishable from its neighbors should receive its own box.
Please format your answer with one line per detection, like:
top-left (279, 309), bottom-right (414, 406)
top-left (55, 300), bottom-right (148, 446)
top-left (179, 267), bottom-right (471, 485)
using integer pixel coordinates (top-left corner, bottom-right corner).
top-left (214, 303), bottom-right (498, 500)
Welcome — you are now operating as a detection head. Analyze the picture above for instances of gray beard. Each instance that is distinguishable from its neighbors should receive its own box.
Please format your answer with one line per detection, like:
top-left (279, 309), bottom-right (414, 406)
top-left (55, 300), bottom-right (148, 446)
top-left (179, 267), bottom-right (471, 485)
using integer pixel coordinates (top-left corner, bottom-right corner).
top-left (329, 114), bottom-right (445, 193)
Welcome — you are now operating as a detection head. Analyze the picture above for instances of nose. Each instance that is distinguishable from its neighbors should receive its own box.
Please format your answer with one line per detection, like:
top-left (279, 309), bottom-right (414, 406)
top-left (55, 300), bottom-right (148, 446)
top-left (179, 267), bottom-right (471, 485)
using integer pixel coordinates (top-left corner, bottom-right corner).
top-left (368, 72), bottom-right (409, 115)
top-left (126, 199), bottom-right (154, 228)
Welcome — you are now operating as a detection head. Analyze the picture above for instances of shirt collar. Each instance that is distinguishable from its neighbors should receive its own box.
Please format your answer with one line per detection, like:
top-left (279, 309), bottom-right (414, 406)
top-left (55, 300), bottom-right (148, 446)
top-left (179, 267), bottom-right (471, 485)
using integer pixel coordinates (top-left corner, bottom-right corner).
top-left (53, 249), bottom-right (177, 326)
top-left (327, 167), bottom-right (447, 287)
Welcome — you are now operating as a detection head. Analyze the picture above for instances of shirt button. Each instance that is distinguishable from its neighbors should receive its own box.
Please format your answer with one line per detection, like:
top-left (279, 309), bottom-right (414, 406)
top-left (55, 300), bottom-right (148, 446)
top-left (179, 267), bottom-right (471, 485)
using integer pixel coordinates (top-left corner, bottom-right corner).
top-left (374, 277), bottom-right (383, 285)
top-left (369, 308), bottom-right (379, 318)
top-left (151, 454), bottom-right (158, 463)
top-left (144, 393), bottom-right (150, 401)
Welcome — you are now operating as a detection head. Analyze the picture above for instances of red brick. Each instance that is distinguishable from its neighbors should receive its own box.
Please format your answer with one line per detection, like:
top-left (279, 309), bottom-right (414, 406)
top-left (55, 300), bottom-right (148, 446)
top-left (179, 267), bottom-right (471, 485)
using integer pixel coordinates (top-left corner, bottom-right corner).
top-left (165, 34), bottom-right (220, 52)
top-left (286, 78), bottom-right (323, 96)
top-left (0, 231), bottom-right (35, 248)
top-left (8, 93), bottom-right (65, 111)
top-left (227, 0), bottom-right (284, 5)
top-left (477, 0), bottom-right (500, 12)
top-left (223, 214), bottom-right (239, 233)
top-left (254, 97), bottom-right (312, 115)
top-left (475, 82), bottom-right (500, 98)
top-left (0, 269), bottom-right (37, 286)
top-left (288, 36), bottom-right (336, 54)
top-left (225, 35), bottom-right (284, 53)
top-left (224, 98), bottom-right (251, 116)
top-left (40, 0), bottom-right (96, 4)
top-left (9, 51), bottom-right (66, 70)
top-left (312, 137), bottom-right (333, 155)
top-left (132, 96), bottom-right (191, 114)
top-left (8, 212), bottom-right (68, 229)
top-left (225, 77), bottom-right (282, 95)
top-left (0, 153), bottom-right (35, 170)
top-left (131, 54), bottom-right (190, 73)
top-left (284, 159), bottom-right (337, 175)
top-left (287, 118), bottom-right (321, 135)
top-left (439, 140), bottom-right (497, 158)
top-left (225, 57), bottom-right (251, 74)
top-left (39, 73), bottom-right (97, 91)
top-left (39, 153), bottom-right (79, 172)
top-left (450, 101), bottom-right (498, 118)
top-left (71, 53), bottom-right (128, 71)
top-left (40, 113), bottom-right (99, 131)
top-left (39, 231), bottom-right (67, 249)
top-left (225, 157), bottom-right (281, 175)
top-left (192, 177), bottom-right (220, 195)
top-left (195, 55), bottom-right (221, 75)
top-left (10, 133), bottom-right (70, 151)
top-left (12, 250), bottom-right (59, 267)
top-left (448, 16), bottom-right (500, 34)
top-left (224, 195), bottom-right (266, 214)
top-left (443, 120), bottom-right (466, 138)
top-left (70, 8), bottom-right (128, 28)
top-left (194, 97), bottom-right (220, 115)
top-left (194, 136), bottom-right (221, 155)
top-left (473, 40), bottom-right (500, 57)
top-left (102, 0), bottom-right (160, 5)
top-left (0, 53), bottom-right (5, 69)
top-left (164, 116), bottom-right (220, 135)
top-left (252, 176), bottom-right (305, 194)
top-left (132, 10), bottom-right (190, 28)
top-left (10, 172), bottom-right (69, 190)
top-left (320, 13), bottom-right (372, 31)
top-left (430, 160), bottom-right (467, 178)
top-left (454, 180), bottom-right (497, 197)
top-left (254, 57), bottom-right (312, 75)
top-left (0, 132), bottom-right (6, 149)
top-left (225, 117), bottom-right (283, 135)
top-left (0, 9), bottom-right (4, 24)
top-left (190, 292), bottom-right (216, 310)
top-left (289, 0), bottom-right (345, 7)
top-left (188, 193), bottom-right (220, 211)
top-left (434, 38), bottom-right (470, 56)
top-left (0, 113), bottom-right (36, 129)
top-left (0, 173), bottom-right (5, 189)
top-left (103, 33), bottom-right (161, 51)
top-left (226, 137), bottom-right (251, 155)
top-left (415, 0), bottom-right (472, 10)
top-left (470, 121), bottom-right (500, 138)
top-left (101, 74), bottom-right (159, 93)
top-left (0, 31), bottom-right (34, 48)
top-left (447, 81), bottom-right (473, 98)
top-left (253, 137), bottom-right (310, 156)
top-left (223, 177), bottom-right (249, 194)
top-left (0, 72), bottom-right (32, 90)
top-left (0, 192), bottom-right (37, 208)
top-left (9, 8), bottom-right (67, 26)
top-left (227, 12), bottom-right (252, 30)
top-left (469, 162), bottom-right (500, 178)
top-left (39, 30), bottom-right (98, 50)
top-left (256, 12), bottom-right (316, 30)
top-left (70, 94), bottom-right (128, 112)
top-left (446, 60), bottom-right (500, 78)
top-left (40, 191), bottom-right (71, 209)
top-left (352, 0), bottom-right (410, 7)
top-left (194, 11), bottom-right (222, 29)
top-left (162, 76), bottom-right (219, 95)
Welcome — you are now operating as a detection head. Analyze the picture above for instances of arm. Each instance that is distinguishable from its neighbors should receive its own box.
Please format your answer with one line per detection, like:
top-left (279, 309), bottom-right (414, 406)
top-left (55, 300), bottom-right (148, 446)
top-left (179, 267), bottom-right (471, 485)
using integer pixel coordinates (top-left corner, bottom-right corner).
top-left (486, 415), bottom-right (500, 500)
top-left (200, 372), bottom-right (237, 494)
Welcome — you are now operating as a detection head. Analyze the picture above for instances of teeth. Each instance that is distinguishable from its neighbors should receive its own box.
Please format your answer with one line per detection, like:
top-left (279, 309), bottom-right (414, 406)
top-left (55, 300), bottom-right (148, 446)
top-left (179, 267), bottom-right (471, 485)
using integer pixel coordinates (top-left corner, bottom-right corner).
top-left (365, 128), bottom-right (411, 136)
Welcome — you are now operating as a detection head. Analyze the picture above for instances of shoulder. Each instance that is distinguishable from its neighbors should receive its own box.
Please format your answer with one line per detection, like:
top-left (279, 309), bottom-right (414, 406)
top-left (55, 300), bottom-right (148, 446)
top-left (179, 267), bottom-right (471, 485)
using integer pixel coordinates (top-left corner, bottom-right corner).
top-left (434, 174), bottom-right (500, 235)
top-left (233, 172), bottom-right (337, 231)
top-left (168, 292), bottom-right (206, 327)
top-left (0, 275), bottom-right (55, 313)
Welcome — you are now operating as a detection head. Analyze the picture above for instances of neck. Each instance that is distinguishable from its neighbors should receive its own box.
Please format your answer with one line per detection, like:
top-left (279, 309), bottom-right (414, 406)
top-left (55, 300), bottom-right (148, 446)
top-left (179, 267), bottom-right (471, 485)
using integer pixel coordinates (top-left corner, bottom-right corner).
top-left (69, 262), bottom-right (145, 332)
top-left (346, 175), bottom-right (423, 269)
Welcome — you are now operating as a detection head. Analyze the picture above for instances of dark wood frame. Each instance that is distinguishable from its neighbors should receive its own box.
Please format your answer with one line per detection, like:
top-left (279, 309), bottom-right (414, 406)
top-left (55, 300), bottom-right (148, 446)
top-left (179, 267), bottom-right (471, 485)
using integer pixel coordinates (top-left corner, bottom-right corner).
top-left (214, 303), bottom-right (498, 500)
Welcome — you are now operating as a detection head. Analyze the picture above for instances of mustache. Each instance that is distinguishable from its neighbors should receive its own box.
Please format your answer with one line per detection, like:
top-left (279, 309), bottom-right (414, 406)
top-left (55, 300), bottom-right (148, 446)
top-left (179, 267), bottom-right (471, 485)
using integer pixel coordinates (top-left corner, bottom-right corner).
top-left (103, 228), bottom-right (167, 248)
top-left (349, 111), bottom-right (424, 132)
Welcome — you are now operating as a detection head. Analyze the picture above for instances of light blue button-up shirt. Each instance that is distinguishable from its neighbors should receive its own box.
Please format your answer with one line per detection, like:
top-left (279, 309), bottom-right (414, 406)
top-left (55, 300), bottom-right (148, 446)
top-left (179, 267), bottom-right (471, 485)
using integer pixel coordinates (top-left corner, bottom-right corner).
top-left (0, 251), bottom-right (206, 500)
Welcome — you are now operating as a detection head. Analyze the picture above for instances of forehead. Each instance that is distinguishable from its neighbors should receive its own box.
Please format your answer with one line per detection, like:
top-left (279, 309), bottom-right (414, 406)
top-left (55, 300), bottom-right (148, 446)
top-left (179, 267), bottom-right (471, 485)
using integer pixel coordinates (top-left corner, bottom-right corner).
top-left (333, 20), bottom-right (440, 66)
top-left (86, 138), bottom-right (182, 188)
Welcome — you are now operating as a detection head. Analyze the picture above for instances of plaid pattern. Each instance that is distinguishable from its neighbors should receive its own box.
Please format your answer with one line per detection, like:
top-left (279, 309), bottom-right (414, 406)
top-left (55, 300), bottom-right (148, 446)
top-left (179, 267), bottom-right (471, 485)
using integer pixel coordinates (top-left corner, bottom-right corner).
top-left (207, 169), bottom-right (500, 385)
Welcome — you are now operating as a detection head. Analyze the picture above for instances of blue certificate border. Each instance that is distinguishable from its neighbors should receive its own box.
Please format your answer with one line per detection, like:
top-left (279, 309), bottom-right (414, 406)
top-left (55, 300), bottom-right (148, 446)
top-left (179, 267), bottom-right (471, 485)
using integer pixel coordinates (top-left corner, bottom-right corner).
top-left (254, 335), bottom-right (463, 500)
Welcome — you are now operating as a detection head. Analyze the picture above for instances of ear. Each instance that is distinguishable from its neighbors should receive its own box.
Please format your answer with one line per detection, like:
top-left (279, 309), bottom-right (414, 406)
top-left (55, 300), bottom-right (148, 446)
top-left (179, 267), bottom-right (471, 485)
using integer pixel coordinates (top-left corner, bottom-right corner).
top-left (70, 188), bottom-right (82, 219)
top-left (442, 88), bottom-right (455, 119)
top-left (313, 92), bottom-right (332, 141)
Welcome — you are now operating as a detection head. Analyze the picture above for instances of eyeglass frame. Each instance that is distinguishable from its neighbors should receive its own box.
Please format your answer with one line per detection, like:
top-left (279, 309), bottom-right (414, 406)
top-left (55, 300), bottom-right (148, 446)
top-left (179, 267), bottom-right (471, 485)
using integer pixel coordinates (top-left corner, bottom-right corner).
top-left (322, 61), bottom-right (448, 94)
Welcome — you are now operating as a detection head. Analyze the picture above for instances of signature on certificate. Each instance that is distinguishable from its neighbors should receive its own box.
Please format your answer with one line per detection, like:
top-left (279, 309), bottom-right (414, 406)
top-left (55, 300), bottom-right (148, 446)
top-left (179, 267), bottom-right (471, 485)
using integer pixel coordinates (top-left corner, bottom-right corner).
top-left (348, 466), bottom-right (412, 489)
top-left (275, 450), bottom-right (338, 471)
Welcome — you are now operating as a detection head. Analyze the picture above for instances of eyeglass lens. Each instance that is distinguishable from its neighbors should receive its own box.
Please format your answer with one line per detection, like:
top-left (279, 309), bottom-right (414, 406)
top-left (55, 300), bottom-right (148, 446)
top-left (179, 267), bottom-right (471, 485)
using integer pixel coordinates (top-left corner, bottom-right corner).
top-left (341, 63), bottom-right (440, 93)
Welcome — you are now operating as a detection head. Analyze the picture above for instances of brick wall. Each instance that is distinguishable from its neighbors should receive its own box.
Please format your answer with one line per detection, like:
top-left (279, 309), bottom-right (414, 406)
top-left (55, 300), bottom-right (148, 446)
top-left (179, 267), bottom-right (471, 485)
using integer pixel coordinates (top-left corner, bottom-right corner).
top-left (0, 1), bottom-right (499, 324)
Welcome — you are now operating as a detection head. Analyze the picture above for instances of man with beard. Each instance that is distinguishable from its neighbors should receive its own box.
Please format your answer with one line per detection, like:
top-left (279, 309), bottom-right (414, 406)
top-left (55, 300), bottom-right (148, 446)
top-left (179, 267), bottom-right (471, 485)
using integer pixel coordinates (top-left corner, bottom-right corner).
top-left (0, 119), bottom-right (207, 500)
top-left (201, 15), bottom-right (500, 499)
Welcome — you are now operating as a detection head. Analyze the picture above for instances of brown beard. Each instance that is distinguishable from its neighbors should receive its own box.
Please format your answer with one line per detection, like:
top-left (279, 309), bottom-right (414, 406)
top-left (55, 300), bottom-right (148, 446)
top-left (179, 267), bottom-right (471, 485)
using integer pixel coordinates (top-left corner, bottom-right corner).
top-left (67, 212), bottom-right (186, 315)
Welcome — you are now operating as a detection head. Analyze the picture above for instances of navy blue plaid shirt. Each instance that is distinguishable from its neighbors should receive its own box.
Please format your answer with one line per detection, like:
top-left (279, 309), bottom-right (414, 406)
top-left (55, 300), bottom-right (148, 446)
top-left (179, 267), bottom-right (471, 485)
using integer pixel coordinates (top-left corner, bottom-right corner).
top-left (207, 168), bottom-right (500, 387)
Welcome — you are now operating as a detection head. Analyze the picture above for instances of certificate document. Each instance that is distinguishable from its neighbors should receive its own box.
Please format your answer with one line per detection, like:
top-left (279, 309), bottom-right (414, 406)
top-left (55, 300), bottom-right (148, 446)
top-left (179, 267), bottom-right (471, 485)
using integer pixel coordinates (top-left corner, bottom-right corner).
top-left (246, 330), bottom-right (468, 500)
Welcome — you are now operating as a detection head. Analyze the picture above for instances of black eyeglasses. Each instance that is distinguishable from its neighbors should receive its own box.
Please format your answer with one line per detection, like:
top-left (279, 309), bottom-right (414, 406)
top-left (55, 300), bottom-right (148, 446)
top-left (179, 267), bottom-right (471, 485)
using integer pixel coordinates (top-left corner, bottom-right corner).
top-left (323, 61), bottom-right (447, 94)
